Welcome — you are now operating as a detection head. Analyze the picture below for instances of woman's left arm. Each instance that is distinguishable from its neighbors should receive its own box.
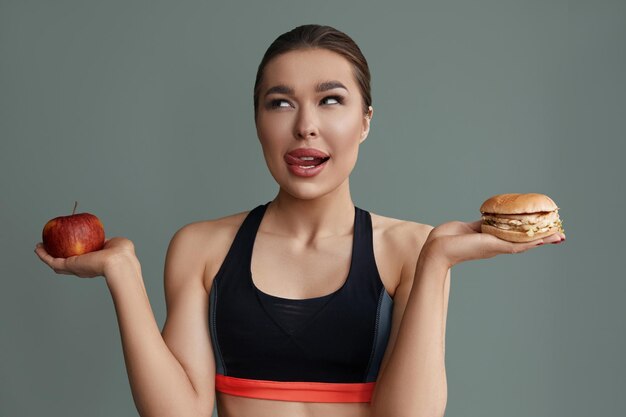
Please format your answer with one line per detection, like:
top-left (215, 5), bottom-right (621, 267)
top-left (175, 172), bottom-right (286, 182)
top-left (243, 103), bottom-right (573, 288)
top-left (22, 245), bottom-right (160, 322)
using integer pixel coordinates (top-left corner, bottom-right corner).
top-left (370, 231), bottom-right (450, 417)
top-left (370, 220), bottom-right (564, 417)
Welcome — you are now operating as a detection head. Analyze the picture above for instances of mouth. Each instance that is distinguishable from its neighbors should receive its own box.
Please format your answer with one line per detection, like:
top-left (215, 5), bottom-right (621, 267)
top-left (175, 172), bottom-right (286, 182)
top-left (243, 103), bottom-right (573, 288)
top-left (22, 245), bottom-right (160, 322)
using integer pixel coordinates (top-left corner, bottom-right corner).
top-left (284, 155), bottom-right (331, 167)
top-left (285, 156), bottom-right (331, 177)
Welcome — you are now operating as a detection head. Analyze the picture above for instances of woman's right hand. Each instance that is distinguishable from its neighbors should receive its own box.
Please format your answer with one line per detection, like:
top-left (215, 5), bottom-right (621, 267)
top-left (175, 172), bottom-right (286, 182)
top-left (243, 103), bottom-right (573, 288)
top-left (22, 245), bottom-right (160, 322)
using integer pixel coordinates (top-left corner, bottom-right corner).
top-left (34, 237), bottom-right (137, 278)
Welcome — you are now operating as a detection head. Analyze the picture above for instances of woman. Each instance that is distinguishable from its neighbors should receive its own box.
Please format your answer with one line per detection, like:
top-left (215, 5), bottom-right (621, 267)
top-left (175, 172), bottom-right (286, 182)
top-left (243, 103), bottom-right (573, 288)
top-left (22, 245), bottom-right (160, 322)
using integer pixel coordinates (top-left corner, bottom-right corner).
top-left (34, 24), bottom-right (565, 417)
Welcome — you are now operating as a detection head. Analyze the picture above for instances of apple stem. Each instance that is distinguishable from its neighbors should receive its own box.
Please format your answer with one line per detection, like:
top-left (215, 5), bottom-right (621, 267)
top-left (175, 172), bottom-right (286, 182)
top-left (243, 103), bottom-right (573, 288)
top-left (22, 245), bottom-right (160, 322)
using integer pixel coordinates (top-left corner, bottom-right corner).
top-left (72, 201), bottom-right (78, 215)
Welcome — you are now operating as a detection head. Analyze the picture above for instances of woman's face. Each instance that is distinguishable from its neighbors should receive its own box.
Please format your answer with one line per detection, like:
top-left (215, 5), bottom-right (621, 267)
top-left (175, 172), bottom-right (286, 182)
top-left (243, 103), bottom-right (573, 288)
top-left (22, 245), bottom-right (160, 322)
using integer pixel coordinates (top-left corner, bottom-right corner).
top-left (255, 48), bottom-right (372, 201)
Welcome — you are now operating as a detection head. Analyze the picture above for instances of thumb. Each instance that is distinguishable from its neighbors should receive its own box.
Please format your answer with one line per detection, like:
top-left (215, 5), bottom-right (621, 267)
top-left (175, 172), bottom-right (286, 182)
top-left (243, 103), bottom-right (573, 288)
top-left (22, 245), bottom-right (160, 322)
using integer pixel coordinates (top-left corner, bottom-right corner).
top-left (467, 220), bottom-right (482, 233)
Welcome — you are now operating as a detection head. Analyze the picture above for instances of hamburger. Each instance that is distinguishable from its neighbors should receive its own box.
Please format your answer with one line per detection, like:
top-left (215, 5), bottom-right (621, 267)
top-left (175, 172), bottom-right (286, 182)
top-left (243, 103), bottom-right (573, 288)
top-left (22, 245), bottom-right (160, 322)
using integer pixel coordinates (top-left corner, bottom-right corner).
top-left (480, 193), bottom-right (564, 243)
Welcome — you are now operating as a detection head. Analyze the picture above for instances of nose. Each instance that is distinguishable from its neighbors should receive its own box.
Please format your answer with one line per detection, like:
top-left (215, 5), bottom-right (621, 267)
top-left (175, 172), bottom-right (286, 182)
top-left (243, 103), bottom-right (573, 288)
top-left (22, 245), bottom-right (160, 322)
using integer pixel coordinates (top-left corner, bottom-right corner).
top-left (294, 104), bottom-right (319, 140)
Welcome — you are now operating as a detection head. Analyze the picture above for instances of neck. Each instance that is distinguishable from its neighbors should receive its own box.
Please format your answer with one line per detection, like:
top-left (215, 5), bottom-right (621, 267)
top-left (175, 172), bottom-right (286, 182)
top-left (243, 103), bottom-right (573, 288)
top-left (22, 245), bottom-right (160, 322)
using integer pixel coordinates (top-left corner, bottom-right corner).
top-left (264, 179), bottom-right (355, 241)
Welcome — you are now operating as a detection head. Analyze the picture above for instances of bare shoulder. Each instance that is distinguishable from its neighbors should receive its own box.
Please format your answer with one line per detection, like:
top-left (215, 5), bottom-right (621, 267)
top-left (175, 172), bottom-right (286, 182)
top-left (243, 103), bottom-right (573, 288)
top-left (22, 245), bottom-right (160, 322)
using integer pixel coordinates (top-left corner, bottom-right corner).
top-left (370, 211), bottom-right (432, 245)
top-left (368, 211), bottom-right (434, 295)
top-left (170, 209), bottom-right (251, 292)
top-left (171, 210), bottom-right (249, 249)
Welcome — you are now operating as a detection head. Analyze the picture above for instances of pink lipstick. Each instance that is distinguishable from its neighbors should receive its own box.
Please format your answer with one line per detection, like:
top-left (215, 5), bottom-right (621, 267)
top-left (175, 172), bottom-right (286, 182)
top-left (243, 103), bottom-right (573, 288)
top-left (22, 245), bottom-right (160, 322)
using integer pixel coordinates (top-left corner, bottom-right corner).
top-left (284, 148), bottom-right (330, 178)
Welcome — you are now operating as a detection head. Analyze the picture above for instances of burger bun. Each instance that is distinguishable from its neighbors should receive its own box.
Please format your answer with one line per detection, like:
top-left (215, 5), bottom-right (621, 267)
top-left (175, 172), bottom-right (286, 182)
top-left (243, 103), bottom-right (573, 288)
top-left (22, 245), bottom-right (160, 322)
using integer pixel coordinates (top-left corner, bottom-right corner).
top-left (480, 193), bottom-right (558, 214)
top-left (481, 223), bottom-right (560, 243)
top-left (480, 193), bottom-right (563, 243)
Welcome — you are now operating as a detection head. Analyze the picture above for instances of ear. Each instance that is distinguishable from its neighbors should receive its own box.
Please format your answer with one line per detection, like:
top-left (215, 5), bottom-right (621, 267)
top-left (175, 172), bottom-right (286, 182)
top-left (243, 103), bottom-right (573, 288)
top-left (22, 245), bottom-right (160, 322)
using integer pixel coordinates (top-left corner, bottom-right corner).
top-left (360, 106), bottom-right (373, 144)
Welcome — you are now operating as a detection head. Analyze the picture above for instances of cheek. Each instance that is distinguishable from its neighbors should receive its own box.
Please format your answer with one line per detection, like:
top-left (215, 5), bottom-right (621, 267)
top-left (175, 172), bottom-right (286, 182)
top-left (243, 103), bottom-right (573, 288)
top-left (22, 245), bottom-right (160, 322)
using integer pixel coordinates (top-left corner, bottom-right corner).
top-left (326, 105), bottom-right (364, 133)
top-left (257, 111), bottom-right (292, 135)
top-left (256, 120), bottom-right (286, 153)
top-left (324, 114), bottom-right (363, 149)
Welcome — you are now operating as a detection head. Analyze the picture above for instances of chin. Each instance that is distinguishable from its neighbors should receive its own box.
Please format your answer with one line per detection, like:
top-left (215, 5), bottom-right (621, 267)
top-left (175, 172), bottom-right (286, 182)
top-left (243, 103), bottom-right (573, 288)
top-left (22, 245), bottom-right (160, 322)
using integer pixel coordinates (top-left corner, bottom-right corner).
top-left (266, 159), bottom-right (353, 200)
top-left (279, 183), bottom-right (332, 201)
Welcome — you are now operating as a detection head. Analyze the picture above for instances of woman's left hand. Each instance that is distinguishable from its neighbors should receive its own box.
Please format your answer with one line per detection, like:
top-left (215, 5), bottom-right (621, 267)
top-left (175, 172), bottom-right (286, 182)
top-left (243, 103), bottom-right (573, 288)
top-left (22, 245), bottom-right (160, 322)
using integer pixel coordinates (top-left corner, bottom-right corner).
top-left (423, 220), bottom-right (566, 269)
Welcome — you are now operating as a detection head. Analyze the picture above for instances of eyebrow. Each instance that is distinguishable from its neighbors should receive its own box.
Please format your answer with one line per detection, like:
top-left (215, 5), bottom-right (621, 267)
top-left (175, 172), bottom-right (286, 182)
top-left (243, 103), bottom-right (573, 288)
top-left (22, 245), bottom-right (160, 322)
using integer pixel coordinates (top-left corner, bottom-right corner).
top-left (264, 80), bottom-right (349, 97)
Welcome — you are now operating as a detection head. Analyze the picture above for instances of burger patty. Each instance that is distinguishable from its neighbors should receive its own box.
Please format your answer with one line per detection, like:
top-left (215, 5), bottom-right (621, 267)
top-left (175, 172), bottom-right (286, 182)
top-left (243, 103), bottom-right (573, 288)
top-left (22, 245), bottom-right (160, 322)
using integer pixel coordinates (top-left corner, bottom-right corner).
top-left (481, 210), bottom-right (563, 237)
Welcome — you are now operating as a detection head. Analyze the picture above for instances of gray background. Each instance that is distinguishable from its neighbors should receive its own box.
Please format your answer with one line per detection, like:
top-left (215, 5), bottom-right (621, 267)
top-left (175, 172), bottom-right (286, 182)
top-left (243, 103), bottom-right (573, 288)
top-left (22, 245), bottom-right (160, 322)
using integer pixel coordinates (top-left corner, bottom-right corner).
top-left (2, 0), bottom-right (624, 416)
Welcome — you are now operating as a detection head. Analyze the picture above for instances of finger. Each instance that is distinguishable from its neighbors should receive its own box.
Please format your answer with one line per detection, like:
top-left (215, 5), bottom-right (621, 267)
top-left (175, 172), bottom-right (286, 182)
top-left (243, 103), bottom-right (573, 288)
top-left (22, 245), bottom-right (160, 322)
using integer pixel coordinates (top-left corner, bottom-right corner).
top-left (521, 240), bottom-right (547, 252)
top-left (514, 232), bottom-right (565, 253)
top-left (35, 244), bottom-right (70, 274)
top-left (34, 243), bottom-right (51, 263)
top-left (35, 244), bottom-right (57, 265)
top-left (546, 233), bottom-right (565, 244)
top-left (525, 230), bottom-right (566, 247)
top-left (467, 220), bottom-right (482, 233)
top-left (496, 239), bottom-right (540, 255)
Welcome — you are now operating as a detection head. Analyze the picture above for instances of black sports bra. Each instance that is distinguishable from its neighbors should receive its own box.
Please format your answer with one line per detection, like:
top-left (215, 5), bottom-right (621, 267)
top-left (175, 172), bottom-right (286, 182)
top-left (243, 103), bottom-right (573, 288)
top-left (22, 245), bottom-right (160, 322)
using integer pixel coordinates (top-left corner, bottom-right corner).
top-left (208, 202), bottom-right (393, 403)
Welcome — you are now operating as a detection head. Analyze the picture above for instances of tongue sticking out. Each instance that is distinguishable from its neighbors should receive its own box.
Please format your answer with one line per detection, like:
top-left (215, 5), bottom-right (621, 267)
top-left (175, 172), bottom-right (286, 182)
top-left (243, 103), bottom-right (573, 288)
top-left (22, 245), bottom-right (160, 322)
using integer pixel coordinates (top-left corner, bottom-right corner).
top-left (300, 157), bottom-right (328, 166)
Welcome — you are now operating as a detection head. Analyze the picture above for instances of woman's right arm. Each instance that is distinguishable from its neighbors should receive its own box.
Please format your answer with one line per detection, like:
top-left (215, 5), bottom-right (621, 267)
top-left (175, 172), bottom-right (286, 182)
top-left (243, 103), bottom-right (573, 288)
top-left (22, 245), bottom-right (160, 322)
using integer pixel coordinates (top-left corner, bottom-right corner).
top-left (35, 225), bottom-right (216, 417)
top-left (105, 224), bottom-right (215, 417)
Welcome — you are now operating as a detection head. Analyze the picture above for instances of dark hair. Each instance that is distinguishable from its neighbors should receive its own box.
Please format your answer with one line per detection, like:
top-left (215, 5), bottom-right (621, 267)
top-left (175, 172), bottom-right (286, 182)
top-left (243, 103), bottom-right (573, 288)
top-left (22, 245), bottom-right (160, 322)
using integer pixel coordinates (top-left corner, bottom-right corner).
top-left (253, 24), bottom-right (372, 120)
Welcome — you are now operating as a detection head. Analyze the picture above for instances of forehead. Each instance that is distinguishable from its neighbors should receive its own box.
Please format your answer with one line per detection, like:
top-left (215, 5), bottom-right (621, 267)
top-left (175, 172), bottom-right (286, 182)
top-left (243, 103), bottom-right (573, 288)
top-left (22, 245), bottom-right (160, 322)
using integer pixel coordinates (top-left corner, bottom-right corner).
top-left (261, 48), bottom-right (356, 92)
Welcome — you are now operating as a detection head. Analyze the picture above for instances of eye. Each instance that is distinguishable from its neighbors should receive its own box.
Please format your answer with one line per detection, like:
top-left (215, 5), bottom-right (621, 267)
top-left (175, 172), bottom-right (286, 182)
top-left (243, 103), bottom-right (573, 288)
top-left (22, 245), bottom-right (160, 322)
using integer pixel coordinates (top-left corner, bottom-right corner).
top-left (269, 99), bottom-right (291, 109)
top-left (321, 95), bottom-right (343, 105)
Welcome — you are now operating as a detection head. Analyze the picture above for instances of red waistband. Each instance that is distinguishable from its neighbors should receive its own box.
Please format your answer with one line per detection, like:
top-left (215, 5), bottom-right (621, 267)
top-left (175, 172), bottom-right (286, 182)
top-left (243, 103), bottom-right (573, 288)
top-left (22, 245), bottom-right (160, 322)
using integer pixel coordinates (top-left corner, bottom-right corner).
top-left (215, 374), bottom-right (375, 403)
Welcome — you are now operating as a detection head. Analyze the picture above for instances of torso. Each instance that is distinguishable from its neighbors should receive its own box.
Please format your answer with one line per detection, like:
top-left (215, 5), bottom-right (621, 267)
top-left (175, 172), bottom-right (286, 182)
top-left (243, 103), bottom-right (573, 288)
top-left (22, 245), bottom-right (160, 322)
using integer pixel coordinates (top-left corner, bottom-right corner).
top-left (194, 207), bottom-right (430, 417)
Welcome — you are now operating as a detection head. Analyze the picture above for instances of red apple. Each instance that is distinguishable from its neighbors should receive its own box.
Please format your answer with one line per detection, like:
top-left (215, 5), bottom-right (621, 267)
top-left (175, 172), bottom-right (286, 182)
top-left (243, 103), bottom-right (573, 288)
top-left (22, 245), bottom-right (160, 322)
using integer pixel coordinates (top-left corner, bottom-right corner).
top-left (42, 201), bottom-right (106, 258)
